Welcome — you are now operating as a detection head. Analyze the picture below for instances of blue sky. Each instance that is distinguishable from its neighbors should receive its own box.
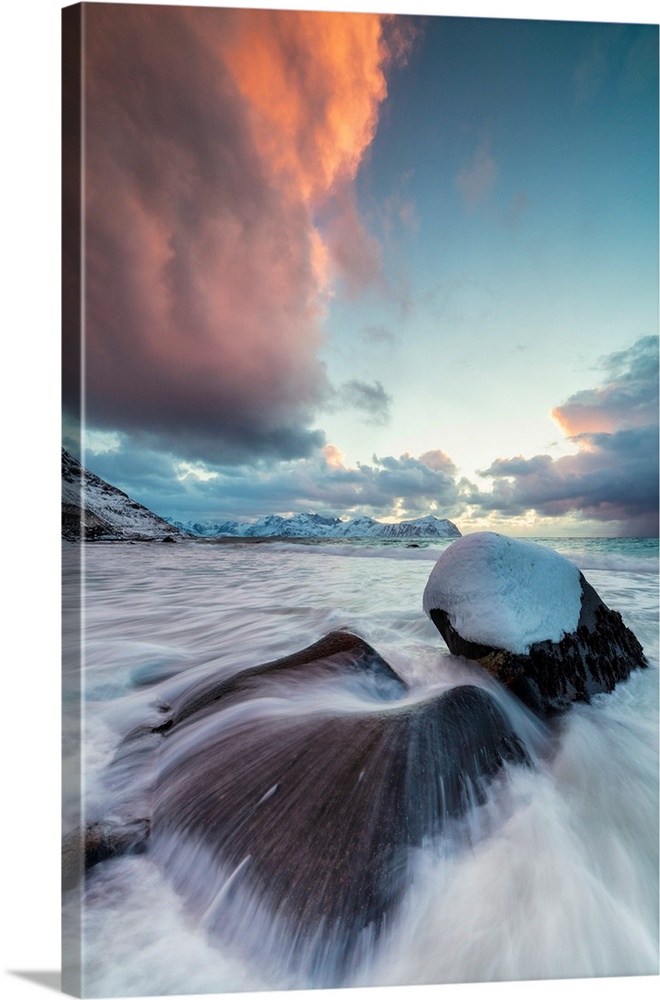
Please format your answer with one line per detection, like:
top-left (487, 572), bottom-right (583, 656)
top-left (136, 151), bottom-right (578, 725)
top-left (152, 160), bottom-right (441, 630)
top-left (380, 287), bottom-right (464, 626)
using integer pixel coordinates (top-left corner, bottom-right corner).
top-left (60, 1), bottom-right (658, 535)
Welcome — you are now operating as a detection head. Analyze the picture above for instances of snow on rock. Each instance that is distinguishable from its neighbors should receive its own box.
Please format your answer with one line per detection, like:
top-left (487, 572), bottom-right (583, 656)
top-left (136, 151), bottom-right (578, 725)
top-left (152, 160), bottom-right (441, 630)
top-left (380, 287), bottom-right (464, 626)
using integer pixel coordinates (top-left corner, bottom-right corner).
top-left (423, 531), bottom-right (647, 715)
top-left (422, 532), bottom-right (582, 655)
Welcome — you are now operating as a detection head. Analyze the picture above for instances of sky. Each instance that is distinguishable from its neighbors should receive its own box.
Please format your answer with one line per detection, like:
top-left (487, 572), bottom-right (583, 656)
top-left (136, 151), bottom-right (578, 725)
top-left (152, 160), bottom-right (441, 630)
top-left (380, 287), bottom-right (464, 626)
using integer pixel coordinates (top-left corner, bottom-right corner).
top-left (61, 1), bottom-right (659, 536)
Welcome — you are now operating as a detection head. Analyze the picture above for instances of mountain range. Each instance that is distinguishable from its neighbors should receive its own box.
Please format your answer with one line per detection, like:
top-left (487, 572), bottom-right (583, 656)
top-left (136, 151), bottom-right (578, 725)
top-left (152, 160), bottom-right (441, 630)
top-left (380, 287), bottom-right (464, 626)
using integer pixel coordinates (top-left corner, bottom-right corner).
top-left (62, 449), bottom-right (461, 541)
top-left (167, 512), bottom-right (461, 540)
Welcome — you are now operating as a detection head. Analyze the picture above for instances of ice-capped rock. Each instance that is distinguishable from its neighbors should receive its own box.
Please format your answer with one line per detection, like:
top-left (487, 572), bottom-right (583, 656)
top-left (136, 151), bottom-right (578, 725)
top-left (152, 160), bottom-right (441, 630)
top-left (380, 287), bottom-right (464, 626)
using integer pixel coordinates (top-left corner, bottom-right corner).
top-left (423, 532), bottom-right (646, 715)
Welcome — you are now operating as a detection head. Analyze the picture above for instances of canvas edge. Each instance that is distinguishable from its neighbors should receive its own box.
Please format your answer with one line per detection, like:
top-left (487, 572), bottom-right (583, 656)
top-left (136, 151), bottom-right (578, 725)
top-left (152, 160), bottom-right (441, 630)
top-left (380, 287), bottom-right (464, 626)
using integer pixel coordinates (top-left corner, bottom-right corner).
top-left (62, 3), bottom-right (84, 997)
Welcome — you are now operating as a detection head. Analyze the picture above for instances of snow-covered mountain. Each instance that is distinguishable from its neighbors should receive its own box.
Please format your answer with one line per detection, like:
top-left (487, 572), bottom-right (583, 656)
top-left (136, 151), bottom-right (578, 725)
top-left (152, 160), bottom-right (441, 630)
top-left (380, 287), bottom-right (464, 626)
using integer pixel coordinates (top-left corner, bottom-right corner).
top-left (343, 514), bottom-right (461, 539)
top-left (242, 513), bottom-right (344, 537)
top-left (62, 449), bottom-right (181, 542)
top-left (62, 449), bottom-right (461, 542)
top-left (168, 512), bottom-right (461, 540)
top-left (164, 519), bottom-right (243, 538)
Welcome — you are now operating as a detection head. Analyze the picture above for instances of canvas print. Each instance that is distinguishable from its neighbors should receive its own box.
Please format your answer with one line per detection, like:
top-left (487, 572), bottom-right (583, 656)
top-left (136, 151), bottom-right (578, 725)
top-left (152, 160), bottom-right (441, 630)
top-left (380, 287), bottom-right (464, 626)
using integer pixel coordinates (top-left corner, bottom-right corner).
top-left (61, 2), bottom-right (659, 997)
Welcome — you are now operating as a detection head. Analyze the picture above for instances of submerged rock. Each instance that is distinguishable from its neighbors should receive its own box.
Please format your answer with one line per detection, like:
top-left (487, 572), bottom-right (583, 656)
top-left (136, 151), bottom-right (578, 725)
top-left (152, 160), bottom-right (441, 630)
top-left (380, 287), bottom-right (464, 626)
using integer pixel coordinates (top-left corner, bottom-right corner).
top-left (141, 630), bottom-right (406, 734)
top-left (110, 630), bottom-right (528, 982)
top-left (62, 818), bottom-right (150, 890)
top-left (423, 532), bottom-right (646, 715)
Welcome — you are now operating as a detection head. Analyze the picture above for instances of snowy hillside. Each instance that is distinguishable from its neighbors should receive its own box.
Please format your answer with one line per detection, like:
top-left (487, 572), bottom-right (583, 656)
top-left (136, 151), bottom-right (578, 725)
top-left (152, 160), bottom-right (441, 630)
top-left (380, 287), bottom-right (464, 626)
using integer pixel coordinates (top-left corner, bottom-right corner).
top-left (62, 449), bottom-right (181, 542)
top-left (62, 448), bottom-right (460, 541)
top-left (168, 511), bottom-right (461, 540)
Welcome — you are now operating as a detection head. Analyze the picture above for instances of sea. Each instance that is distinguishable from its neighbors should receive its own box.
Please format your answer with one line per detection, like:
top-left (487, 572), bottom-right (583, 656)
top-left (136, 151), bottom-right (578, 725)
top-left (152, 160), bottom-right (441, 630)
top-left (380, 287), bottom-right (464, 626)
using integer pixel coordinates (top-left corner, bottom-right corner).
top-left (62, 535), bottom-right (659, 998)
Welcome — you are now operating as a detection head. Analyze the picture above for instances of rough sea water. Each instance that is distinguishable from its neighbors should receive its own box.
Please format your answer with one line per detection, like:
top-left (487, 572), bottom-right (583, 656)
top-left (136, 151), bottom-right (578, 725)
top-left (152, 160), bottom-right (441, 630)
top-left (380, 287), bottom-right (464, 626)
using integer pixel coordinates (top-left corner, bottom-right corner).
top-left (62, 536), bottom-right (659, 998)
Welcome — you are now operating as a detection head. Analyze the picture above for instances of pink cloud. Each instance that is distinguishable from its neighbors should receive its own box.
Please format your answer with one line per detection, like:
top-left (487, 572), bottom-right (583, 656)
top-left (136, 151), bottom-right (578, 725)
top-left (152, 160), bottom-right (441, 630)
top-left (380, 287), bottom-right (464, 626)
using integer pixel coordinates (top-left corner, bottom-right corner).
top-left (66, 5), bottom-right (411, 462)
top-left (472, 337), bottom-right (659, 534)
top-left (325, 191), bottom-right (384, 298)
top-left (419, 449), bottom-right (457, 475)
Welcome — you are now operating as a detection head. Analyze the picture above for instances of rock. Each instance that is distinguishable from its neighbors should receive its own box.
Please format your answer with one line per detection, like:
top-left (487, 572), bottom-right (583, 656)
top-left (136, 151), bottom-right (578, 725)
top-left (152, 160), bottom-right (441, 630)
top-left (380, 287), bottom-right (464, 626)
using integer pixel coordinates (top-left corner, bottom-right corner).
top-left (423, 532), bottom-right (646, 715)
top-left (111, 631), bottom-right (529, 981)
top-left (62, 818), bottom-right (151, 890)
top-left (156, 630), bottom-right (406, 731)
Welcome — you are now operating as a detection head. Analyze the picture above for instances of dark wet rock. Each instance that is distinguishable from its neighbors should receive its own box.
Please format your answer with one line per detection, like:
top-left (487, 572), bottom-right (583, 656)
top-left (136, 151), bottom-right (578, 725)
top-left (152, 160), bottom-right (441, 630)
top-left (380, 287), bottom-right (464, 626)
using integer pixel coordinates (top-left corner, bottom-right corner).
top-left (154, 630), bottom-right (407, 732)
top-left (153, 684), bottom-right (527, 965)
top-left (150, 683), bottom-right (527, 979)
top-left (62, 818), bottom-right (151, 890)
top-left (109, 630), bottom-right (529, 981)
top-left (424, 534), bottom-right (646, 716)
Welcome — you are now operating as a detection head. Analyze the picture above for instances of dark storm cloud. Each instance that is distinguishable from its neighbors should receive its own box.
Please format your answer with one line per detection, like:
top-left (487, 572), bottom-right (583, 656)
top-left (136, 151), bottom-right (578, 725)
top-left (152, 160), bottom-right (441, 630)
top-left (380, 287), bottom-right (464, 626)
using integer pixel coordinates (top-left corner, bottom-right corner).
top-left (553, 335), bottom-right (659, 436)
top-left (474, 427), bottom-right (658, 526)
top-left (67, 4), bottom-right (327, 463)
top-left (282, 450), bottom-right (463, 515)
top-left (85, 442), bottom-right (465, 523)
top-left (471, 337), bottom-right (659, 535)
top-left (347, 451), bottom-right (461, 510)
top-left (64, 5), bottom-right (406, 464)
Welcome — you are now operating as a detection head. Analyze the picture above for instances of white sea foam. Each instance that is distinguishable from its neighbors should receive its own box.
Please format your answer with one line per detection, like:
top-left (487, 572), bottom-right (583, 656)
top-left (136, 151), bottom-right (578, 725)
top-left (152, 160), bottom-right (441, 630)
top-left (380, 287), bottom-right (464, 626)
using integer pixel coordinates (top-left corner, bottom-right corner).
top-left (268, 539), bottom-right (451, 560)
top-left (62, 537), bottom-right (659, 996)
top-left (265, 535), bottom-right (660, 575)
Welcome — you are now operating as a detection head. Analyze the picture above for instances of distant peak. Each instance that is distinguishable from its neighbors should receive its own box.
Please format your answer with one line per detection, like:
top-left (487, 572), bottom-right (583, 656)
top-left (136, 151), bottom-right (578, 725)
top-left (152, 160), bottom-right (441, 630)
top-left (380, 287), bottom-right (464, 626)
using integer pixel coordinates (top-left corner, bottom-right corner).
top-left (175, 511), bottom-right (461, 539)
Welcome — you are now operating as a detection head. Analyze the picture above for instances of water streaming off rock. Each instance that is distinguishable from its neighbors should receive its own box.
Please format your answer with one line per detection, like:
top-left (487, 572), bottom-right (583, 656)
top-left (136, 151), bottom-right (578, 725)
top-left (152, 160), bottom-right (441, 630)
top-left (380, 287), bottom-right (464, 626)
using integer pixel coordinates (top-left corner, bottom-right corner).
top-left (62, 537), bottom-right (659, 996)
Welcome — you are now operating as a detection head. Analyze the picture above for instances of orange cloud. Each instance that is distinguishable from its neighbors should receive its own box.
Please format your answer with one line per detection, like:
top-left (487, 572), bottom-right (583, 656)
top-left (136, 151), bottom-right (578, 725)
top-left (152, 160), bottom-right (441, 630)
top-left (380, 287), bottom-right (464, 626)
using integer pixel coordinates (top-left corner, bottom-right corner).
top-left (222, 9), bottom-right (388, 203)
top-left (550, 337), bottom-right (658, 439)
top-left (219, 9), bottom-right (417, 297)
top-left (550, 397), bottom-right (619, 436)
top-left (72, 6), bottom-right (410, 464)
top-left (418, 449), bottom-right (458, 474)
top-left (323, 444), bottom-right (346, 470)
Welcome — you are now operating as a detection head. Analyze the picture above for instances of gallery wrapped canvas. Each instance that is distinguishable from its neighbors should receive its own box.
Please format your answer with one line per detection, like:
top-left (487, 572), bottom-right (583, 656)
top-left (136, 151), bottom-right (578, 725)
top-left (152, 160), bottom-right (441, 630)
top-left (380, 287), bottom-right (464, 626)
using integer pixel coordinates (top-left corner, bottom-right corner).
top-left (62, 3), bottom-right (659, 998)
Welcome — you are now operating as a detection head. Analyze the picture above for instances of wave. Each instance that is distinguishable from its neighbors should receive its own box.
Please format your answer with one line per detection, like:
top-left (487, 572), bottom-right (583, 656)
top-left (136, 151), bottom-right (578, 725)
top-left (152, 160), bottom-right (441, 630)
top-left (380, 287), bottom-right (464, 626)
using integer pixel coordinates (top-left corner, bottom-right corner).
top-left (548, 538), bottom-right (659, 575)
top-left (268, 540), bottom-right (455, 561)
top-left (67, 538), bottom-right (659, 995)
top-left (562, 552), bottom-right (659, 574)
top-left (263, 537), bottom-right (659, 575)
